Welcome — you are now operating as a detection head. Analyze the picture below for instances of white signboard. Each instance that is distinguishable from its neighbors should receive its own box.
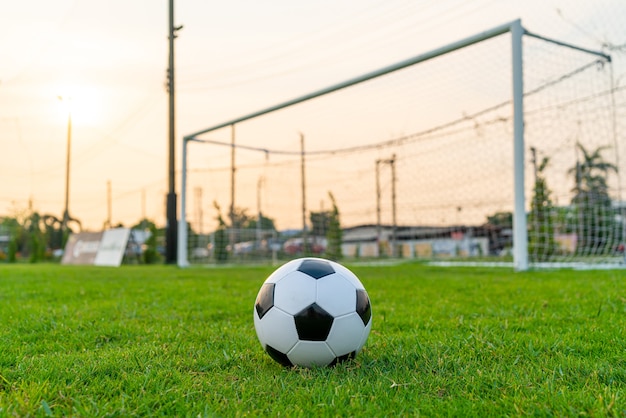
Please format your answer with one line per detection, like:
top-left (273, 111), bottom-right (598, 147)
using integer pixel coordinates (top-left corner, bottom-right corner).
top-left (94, 227), bottom-right (131, 267)
top-left (61, 232), bottom-right (103, 265)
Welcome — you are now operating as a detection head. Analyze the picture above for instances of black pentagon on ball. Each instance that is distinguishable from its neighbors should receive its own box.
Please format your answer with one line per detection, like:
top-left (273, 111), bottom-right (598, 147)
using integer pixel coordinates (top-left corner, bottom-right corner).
top-left (294, 303), bottom-right (334, 341)
top-left (297, 259), bottom-right (335, 279)
top-left (255, 283), bottom-right (275, 319)
top-left (265, 345), bottom-right (293, 367)
top-left (356, 289), bottom-right (372, 326)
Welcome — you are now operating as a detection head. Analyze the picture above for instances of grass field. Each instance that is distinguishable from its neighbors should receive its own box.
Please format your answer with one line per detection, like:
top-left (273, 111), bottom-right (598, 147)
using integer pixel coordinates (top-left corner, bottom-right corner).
top-left (0, 262), bottom-right (625, 416)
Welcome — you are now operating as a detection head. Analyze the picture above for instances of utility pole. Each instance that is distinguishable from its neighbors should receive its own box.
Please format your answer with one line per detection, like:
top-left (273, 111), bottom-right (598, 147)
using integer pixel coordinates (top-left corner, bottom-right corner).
top-left (165, 0), bottom-right (182, 263)
top-left (63, 106), bottom-right (72, 234)
top-left (57, 96), bottom-right (72, 236)
top-left (390, 154), bottom-right (397, 257)
top-left (194, 187), bottom-right (203, 234)
top-left (375, 159), bottom-right (382, 252)
top-left (257, 176), bottom-right (264, 247)
top-left (105, 180), bottom-right (112, 229)
top-left (300, 133), bottom-right (308, 254)
top-left (141, 189), bottom-right (146, 221)
top-left (229, 124), bottom-right (236, 251)
top-left (375, 154), bottom-right (397, 257)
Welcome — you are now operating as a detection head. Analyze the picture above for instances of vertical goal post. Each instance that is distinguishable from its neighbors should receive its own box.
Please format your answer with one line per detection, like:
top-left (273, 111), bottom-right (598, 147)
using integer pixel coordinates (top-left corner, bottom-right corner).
top-left (178, 19), bottom-right (613, 270)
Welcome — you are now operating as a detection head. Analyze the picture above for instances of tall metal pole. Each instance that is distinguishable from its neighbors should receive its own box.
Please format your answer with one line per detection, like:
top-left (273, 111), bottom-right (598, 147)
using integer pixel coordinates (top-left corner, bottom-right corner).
top-left (166, 0), bottom-right (181, 264)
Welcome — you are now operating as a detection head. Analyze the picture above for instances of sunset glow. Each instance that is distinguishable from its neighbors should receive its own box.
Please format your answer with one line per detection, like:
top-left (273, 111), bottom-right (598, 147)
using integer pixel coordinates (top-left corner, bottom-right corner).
top-left (1, 0), bottom-right (624, 232)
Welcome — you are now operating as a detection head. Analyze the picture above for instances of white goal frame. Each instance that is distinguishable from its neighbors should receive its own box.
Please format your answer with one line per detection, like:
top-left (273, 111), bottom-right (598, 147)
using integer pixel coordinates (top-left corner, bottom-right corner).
top-left (178, 19), bottom-right (611, 271)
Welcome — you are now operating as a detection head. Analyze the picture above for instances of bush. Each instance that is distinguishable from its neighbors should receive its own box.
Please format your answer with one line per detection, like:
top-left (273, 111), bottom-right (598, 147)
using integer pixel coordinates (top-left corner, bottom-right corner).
top-left (142, 225), bottom-right (162, 265)
top-left (7, 237), bottom-right (18, 263)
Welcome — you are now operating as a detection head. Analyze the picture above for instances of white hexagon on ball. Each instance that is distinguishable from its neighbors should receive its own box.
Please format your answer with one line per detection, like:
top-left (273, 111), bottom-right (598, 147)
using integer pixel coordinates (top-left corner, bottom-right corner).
top-left (316, 274), bottom-right (357, 317)
top-left (288, 341), bottom-right (336, 368)
top-left (273, 271), bottom-right (317, 315)
top-left (255, 307), bottom-right (299, 354)
top-left (326, 312), bottom-right (368, 357)
top-left (263, 258), bottom-right (302, 284)
top-left (331, 262), bottom-right (366, 290)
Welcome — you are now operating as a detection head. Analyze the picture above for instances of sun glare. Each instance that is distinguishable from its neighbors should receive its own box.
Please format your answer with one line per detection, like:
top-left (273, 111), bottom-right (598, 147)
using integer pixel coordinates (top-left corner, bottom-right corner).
top-left (53, 83), bottom-right (106, 127)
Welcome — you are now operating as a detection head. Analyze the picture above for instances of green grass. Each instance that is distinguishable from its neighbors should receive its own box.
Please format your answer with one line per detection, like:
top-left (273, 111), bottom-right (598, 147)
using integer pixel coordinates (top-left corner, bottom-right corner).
top-left (0, 263), bottom-right (625, 416)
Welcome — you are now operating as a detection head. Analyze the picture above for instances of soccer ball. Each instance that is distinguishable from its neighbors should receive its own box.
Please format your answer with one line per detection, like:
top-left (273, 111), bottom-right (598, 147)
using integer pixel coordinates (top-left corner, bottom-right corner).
top-left (253, 257), bottom-right (372, 367)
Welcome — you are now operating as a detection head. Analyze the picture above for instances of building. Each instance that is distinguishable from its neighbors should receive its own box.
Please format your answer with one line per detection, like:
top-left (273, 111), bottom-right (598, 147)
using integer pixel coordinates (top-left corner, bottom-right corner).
top-left (341, 224), bottom-right (511, 259)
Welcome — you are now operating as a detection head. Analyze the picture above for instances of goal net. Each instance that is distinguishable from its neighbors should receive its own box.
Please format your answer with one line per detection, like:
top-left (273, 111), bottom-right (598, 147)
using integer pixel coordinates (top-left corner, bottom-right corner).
top-left (180, 20), bottom-right (624, 269)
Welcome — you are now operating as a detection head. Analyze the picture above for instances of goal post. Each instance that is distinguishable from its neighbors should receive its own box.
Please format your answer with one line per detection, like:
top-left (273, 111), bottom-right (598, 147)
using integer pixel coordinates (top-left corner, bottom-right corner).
top-left (178, 19), bottom-right (617, 270)
top-left (511, 19), bottom-right (527, 271)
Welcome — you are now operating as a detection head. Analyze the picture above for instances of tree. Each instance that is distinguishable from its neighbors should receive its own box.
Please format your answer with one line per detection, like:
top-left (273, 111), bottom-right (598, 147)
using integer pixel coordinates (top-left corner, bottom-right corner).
top-left (325, 192), bottom-right (342, 261)
top-left (225, 206), bottom-right (259, 245)
top-left (567, 142), bottom-right (618, 254)
top-left (486, 211), bottom-right (512, 227)
top-left (133, 219), bottom-right (161, 264)
top-left (1, 216), bottom-right (20, 263)
top-left (244, 214), bottom-right (276, 232)
top-left (528, 153), bottom-right (557, 261)
top-left (42, 215), bottom-right (64, 251)
top-left (483, 211), bottom-right (513, 256)
top-left (1, 210), bottom-right (28, 262)
top-left (230, 207), bottom-right (253, 230)
top-left (310, 211), bottom-right (331, 237)
top-left (24, 212), bottom-right (46, 263)
top-left (1, 208), bottom-right (66, 263)
top-left (307, 194), bottom-right (342, 259)
top-left (245, 214), bottom-right (277, 252)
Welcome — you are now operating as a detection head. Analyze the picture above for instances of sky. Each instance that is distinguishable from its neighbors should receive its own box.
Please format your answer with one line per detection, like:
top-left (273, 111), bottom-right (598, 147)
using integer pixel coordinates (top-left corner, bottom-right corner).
top-left (1, 0), bottom-right (625, 232)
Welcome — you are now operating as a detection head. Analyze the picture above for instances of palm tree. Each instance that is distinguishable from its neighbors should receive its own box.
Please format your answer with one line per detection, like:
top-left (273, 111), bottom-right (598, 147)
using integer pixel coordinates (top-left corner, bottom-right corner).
top-left (529, 153), bottom-right (557, 261)
top-left (567, 142), bottom-right (618, 254)
top-left (568, 143), bottom-right (617, 198)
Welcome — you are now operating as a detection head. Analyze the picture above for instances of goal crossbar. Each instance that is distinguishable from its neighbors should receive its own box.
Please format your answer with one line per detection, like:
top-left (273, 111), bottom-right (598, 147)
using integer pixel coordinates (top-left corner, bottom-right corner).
top-left (183, 20), bottom-right (517, 141)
